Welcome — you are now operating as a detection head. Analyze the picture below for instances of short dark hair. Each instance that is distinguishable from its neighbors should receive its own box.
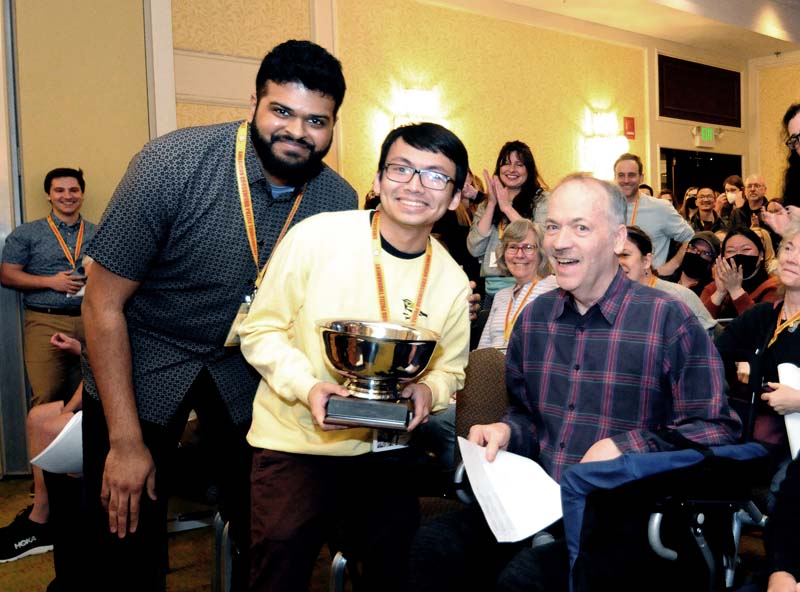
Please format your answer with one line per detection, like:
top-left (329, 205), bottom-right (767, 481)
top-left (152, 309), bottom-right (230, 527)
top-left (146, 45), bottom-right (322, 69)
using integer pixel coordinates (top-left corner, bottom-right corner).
top-left (722, 226), bottom-right (765, 256)
top-left (44, 168), bottom-right (85, 193)
top-left (255, 40), bottom-right (346, 115)
top-left (376, 122), bottom-right (469, 193)
top-left (639, 183), bottom-right (653, 196)
top-left (614, 153), bottom-right (643, 175)
top-left (625, 225), bottom-right (653, 256)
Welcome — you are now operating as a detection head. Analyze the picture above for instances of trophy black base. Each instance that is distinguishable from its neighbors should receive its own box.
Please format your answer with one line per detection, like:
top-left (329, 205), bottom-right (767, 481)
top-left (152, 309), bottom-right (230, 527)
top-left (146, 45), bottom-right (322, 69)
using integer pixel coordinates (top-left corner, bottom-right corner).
top-left (325, 395), bottom-right (413, 430)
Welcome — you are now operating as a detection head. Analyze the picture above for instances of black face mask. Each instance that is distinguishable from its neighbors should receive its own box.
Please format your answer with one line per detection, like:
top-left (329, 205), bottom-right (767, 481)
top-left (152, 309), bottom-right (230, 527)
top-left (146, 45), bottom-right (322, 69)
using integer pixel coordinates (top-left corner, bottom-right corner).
top-left (728, 254), bottom-right (761, 279)
top-left (682, 252), bottom-right (712, 279)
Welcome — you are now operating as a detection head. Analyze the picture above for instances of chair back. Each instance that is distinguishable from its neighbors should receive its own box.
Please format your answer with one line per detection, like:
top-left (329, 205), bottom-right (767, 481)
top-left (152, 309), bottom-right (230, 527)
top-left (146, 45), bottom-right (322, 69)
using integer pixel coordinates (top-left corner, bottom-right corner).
top-left (454, 347), bottom-right (508, 462)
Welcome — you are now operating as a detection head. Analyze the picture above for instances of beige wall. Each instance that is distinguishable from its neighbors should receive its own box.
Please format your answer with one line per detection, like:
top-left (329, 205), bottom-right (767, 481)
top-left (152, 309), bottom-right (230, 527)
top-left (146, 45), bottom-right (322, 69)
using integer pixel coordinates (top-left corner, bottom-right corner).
top-left (336, 0), bottom-right (647, 196)
top-left (172, 0), bottom-right (310, 127)
top-left (15, 0), bottom-right (150, 224)
top-left (757, 61), bottom-right (800, 198)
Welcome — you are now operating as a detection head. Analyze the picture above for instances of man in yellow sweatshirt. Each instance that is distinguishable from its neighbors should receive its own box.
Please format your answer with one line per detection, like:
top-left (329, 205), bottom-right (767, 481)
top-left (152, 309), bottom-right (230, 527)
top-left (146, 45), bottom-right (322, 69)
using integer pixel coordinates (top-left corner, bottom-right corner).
top-left (239, 122), bottom-right (472, 591)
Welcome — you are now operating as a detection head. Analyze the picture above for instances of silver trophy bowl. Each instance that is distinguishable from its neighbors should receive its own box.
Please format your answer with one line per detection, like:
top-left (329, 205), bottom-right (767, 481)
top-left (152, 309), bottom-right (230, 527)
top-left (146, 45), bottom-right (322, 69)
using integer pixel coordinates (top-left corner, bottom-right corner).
top-left (316, 319), bottom-right (440, 400)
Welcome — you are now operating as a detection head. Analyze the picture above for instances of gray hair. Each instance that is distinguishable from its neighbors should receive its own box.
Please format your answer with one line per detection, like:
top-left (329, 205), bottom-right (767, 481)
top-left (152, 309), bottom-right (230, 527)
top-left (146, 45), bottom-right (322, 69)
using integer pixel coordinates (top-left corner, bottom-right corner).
top-left (779, 219), bottom-right (800, 251)
top-left (495, 219), bottom-right (551, 278)
top-left (552, 173), bottom-right (626, 228)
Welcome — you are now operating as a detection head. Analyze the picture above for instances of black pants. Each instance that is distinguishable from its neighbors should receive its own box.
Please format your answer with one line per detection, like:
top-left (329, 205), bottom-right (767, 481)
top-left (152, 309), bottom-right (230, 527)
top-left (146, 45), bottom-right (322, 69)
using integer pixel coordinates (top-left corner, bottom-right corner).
top-left (408, 505), bottom-right (569, 592)
top-left (81, 370), bottom-right (252, 591)
top-left (249, 448), bottom-right (421, 592)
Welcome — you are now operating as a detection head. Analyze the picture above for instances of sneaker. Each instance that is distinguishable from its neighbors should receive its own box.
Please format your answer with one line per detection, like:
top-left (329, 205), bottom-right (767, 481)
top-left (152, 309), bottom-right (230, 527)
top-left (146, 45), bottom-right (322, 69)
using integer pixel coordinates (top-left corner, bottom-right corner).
top-left (0, 505), bottom-right (53, 563)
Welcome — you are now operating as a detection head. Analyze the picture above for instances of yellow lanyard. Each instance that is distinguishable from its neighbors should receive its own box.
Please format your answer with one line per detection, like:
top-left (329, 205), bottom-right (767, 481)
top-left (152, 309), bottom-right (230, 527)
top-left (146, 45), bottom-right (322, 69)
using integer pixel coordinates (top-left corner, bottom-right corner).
top-left (370, 211), bottom-right (432, 326)
top-left (503, 279), bottom-right (539, 341)
top-left (234, 120), bottom-right (305, 290)
top-left (46, 214), bottom-right (84, 270)
top-left (629, 195), bottom-right (641, 226)
top-left (767, 303), bottom-right (800, 349)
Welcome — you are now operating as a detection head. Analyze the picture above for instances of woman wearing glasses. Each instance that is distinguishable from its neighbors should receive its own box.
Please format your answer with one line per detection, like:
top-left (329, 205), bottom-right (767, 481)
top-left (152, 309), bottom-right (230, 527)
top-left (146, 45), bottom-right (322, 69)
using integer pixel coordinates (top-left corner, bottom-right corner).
top-left (467, 141), bottom-right (548, 302)
top-left (617, 226), bottom-right (716, 334)
top-left (477, 219), bottom-right (556, 349)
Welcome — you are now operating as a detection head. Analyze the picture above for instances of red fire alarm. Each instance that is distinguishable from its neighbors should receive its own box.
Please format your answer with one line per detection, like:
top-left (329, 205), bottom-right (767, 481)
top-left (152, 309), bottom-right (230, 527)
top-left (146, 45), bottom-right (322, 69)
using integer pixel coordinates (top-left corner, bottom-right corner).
top-left (623, 117), bottom-right (635, 140)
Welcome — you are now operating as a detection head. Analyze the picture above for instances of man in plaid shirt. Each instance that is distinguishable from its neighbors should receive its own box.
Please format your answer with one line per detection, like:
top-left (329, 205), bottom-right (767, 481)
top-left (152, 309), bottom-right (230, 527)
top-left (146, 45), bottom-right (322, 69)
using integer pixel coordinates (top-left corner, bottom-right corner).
top-left (409, 173), bottom-right (740, 592)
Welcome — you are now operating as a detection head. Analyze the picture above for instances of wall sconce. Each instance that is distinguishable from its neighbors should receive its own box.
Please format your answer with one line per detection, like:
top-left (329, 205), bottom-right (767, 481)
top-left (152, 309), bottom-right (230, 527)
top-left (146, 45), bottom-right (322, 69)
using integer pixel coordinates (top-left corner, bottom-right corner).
top-left (579, 109), bottom-right (629, 180)
top-left (391, 87), bottom-right (449, 128)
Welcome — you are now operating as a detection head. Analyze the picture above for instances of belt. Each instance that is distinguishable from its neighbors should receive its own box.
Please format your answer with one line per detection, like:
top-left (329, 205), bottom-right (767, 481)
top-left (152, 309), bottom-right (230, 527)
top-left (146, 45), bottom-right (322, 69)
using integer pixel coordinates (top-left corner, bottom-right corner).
top-left (25, 305), bottom-right (82, 317)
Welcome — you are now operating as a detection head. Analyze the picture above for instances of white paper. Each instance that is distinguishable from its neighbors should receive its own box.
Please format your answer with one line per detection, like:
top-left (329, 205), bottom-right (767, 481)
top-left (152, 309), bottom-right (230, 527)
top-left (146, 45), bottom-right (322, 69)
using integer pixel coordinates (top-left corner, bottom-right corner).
top-left (778, 363), bottom-right (800, 459)
top-left (30, 411), bottom-right (83, 474)
top-left (458, 436), bottom-right (562, 542)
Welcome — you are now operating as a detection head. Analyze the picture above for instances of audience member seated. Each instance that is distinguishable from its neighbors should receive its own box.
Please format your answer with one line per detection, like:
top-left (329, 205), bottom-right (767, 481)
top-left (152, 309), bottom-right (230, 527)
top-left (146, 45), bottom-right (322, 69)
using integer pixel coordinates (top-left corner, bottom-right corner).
top-left (702, 226), bottom-right (780, 319)
top-left (477, 219), bottom-right (557, 350)
top-left (0, 333), bottom-right (81, 563)
top-left (716, 220), bottom-right (800, 511)
top-left (680, 186), bottom-right (698, 220)
top-left (752, 226), bottom-right (779, 273)
top-left (658, 187), bottom-right (677, 209)
top-left (432, 168), bottom-right (482, 289)
top-left (690, 185), bottom-right (728, 233)
top-left (664, 230), bottom-right (720, 296)
top-left (467, 141), bottom-right (548, 301)
top-left (719, 174), bottom-right (746, 226)
top-left (408, 173), bottom-right (739, 592)
top-left (618, 226), bottom-right (716, 333)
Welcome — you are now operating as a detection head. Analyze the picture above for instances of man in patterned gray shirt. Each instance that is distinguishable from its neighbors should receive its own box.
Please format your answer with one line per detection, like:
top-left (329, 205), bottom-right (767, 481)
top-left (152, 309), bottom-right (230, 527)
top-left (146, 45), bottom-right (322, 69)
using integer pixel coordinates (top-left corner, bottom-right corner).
top-left (80, 40), bottom-right (357, 591)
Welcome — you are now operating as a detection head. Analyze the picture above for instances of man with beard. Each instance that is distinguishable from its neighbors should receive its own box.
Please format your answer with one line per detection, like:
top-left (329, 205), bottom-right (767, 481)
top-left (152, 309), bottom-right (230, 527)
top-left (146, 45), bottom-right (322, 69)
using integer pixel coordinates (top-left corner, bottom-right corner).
top-left (80, 40), bottom-right (357, 591)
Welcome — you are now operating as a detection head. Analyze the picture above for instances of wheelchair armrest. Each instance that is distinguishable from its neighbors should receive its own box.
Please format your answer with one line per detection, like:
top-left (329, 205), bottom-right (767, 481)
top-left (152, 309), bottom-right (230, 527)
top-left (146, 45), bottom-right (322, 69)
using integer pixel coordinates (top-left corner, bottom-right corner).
top-left (647, 512), bottom-right (679, 561)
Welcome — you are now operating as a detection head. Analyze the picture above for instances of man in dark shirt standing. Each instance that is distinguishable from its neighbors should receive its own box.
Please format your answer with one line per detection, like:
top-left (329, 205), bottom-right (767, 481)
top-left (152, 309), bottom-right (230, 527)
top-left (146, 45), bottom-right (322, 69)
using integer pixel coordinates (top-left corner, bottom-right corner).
top-left (81, 40), bottom-right (357, 591)
top-left (409, 174), bottom-right (740, 592)
top-left (1, 167), bottom-right (95, 406)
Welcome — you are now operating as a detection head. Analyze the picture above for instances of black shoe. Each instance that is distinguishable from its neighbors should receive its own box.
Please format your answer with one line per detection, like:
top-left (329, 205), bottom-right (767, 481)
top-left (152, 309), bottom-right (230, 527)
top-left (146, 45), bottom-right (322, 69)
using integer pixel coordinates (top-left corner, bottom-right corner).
top-left (0, 505), bottom-right (53, 563)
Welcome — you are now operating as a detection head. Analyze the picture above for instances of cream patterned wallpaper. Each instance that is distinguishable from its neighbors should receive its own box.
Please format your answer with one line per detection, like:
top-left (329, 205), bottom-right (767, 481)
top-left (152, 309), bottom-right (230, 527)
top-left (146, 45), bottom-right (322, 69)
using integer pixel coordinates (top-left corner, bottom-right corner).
top-left (336, 0), bottom-right (646, 195)
top-left (176, 103), bottom-right (251, 129)
top-left (757, 63), bottom-right (800, 199)
top-left (172, 0), bottom-right (310, 58)
top-left (172, 0), bottom-right (310, 129)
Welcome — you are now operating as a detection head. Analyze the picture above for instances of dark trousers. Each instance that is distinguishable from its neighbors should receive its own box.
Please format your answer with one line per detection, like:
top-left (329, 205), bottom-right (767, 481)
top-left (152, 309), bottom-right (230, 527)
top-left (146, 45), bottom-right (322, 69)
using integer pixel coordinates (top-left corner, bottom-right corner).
top-left (82, 370), bottom-right (252, 591)
top-left (408, 505), bottom-right (569, 592)
top-left (249, 448), bottom-right (421, 592)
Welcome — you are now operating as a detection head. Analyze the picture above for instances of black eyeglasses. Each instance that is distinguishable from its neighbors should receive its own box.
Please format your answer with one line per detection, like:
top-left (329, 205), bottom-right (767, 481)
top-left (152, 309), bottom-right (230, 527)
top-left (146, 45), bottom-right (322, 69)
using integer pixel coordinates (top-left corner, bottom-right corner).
top-left (785, 133), bottom-right (800, 149)
top-left (383, 164), bottom-right (452, 191)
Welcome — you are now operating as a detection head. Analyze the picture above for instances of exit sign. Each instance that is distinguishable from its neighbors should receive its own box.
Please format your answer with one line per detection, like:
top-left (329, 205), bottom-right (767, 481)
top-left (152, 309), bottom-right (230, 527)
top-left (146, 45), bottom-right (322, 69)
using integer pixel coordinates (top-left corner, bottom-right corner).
top-left (693, 126), bottom-right (716, 148)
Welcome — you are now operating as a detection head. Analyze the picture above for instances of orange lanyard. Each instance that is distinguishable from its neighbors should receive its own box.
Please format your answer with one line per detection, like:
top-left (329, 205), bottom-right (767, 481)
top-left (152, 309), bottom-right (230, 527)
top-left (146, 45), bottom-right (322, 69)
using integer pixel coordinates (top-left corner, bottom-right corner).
top-left (46, 214), bottom-right (83, 270)
top-left (767, 303), bottom-right (800, 348)
top-left (503, 279), bottom-right (539, 341)
top-left (370, 211), bottom-right (432, 326)
top-left (648, 274), bottom-right (657, 287)
top-left (235, 120), bottom-right (305, 290)
top-left (629, 195), bottom-right (641, 226)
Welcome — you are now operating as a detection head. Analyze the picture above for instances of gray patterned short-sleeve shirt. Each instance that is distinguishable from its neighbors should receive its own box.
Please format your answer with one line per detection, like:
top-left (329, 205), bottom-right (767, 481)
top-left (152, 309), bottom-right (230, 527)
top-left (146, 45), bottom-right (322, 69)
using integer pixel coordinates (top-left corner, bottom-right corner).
top-left (2, 215), bottom-right (96, 308)
top-left (82, 121), bottom-right (357, 426)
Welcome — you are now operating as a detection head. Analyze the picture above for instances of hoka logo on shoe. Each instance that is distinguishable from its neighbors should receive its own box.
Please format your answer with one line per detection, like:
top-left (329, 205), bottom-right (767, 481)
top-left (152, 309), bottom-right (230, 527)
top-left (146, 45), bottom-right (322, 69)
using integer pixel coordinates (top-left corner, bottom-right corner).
top-left (14, 536), bottom-right (36, 549)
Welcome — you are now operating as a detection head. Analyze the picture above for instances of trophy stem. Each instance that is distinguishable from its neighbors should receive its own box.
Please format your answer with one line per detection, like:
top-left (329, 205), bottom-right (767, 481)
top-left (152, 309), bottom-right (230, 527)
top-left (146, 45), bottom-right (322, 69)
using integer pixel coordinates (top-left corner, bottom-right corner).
top-left (343, 377), bottom-right (399, 400)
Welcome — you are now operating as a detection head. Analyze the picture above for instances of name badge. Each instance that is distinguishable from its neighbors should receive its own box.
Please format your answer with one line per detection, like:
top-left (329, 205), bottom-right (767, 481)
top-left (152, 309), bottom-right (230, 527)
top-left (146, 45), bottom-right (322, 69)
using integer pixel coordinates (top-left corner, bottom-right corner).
top-left (224, 294), bottom-right (253, 347)
top-left (489, 251), bottom-right (498, 268)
